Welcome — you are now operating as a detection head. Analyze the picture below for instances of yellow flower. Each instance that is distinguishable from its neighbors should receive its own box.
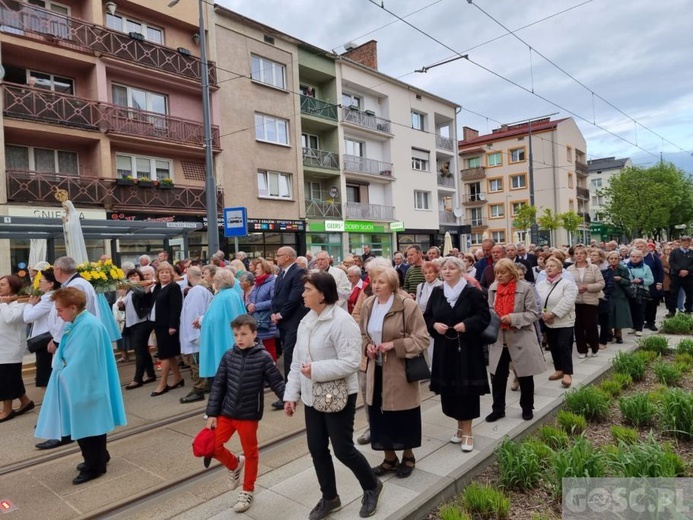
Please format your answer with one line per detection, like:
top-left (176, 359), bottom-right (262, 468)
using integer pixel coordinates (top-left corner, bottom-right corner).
top-left (105, 259), bottom-right (113, 266)
top-left (82, 272), bottom-right (92, 280)
top-left (90, 262), bottom-right (97, 268)
top-left (33, 271), bottom-right (42, 290)
top-left (117, 269), bottom-right (125, 279)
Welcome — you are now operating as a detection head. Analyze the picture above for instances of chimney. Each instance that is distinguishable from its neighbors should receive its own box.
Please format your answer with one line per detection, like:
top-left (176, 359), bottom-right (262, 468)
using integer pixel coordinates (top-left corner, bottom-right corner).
top-left (462, 126), bottom-right (479, 142)
top-left (342, 40), bottom-right (378, 70)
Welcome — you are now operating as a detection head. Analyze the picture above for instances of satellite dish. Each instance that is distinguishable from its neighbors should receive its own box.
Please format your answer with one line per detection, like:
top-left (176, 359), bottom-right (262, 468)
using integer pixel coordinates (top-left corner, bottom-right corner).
top-left (453, 207), bottom-right (463, 218)
top-left (329, 186), bottom-right (339, 198)
top-left (478, 193), bottom-right (486, 201)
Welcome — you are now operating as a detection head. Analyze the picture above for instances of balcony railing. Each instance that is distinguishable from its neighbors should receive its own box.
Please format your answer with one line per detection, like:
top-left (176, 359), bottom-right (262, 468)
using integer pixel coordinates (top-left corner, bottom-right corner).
top-left (300, 95), bottom-right (337, 121)
top-left (3, 84), bottom-right (220, 148)
top-left (302, 148), bottom-right (339, 170)
top-left (436, 174), bottom-right (455, 188)
top-left (439, 210), bottom-right (457, 224)
top-left (461, 193), bottom-right (487, 204)
top-left (460, 166), bottom-right (486, 181)
top-left (435, 134), bottom-right (455, 152)
top-left (576, 186), bottom-right (590, 200)
top-left (305, 199), bottom-right (343, 219)
top-left (6, 170), bottom-right (223, 212)
top-left (465, 218), bottom-right (488, 228)
top-left (341, 107), bottom-right (391, 133)
top-left (0, 0), bottom-right (217, 85)
top-left (576, 161), bottom-right (589, 177)
top-left (343, 155), bottom-right (393, 178)
top-left (579, 211), bottom-right (591, 222)
top-left (345, 202), bottom-right (395, 221)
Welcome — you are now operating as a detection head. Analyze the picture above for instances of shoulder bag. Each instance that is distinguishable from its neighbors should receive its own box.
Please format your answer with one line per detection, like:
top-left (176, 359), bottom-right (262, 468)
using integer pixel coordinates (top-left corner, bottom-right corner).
top-left (27, 331), bottom-right (52, 353)
top-left (479, 309), bottom-right (501, 345)
top-left (401, 308), bottom-right (431, 382)
top-left (307, 329), bottom-right (348, 413)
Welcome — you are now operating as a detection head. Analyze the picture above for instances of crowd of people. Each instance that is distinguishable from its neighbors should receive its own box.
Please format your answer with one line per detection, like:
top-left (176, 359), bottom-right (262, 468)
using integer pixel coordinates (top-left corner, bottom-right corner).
top-left (0, 235), bottom-right (689, 518)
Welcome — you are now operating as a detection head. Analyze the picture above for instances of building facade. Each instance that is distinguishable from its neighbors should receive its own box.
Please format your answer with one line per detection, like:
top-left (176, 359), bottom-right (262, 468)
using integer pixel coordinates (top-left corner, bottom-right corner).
top-left (587, 156), bottom-right (632, 241)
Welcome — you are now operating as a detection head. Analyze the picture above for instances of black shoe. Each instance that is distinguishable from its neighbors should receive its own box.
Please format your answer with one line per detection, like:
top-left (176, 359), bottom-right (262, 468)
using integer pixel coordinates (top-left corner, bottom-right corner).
top-left (359, 479), bottom-right (383, 517)
top-left (35, 438), bottom-right (73, 450)
top-left (150, 387), bottom-right (169, 397)
top-left (271, 399), bottom-right (284, 410)
top-left (647, 324), bottom-right (658, 332)
top-left (485, 411), bottom-right (505, 422)
top-left (309, 496), bottom-right (342, 520)
top-left (77, 454), bottom-right (110, 472)
top-left (665, 313), bottom-right (676, 319)
top-left (72, 471), bottom-right (103, 485)
top-left (616, 338), bottom-right (623, 344)
top-left (167, 379), bottom-right (185, 390)
top-left (180, 392), bottom-right (205, 404)
top-left (522, 411), bottom-right (534, 421)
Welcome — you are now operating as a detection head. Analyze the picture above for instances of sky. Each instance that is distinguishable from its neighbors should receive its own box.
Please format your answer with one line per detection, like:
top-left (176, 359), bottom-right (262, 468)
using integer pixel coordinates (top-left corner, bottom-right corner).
top-left (217, 0), bottom-right (693, 173)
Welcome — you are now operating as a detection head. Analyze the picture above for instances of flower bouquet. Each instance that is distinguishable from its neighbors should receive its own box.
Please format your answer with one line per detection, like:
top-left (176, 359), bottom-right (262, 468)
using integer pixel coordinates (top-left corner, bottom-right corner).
top-left (76, 259), bottom-right (126, 294)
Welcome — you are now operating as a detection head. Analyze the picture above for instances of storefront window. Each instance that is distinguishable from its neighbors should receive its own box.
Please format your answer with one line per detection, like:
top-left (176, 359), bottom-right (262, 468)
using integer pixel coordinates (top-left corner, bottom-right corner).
top-left (306, 233), bottom-right (343, 262)
top-left (11, 238), bottom-right (105, 272)
top-left (234, 232), bottom-right (298, 260)
top-left (348, 233), bottom-right (392, 259)
top-left (396, 234), bottom-right (432, 254)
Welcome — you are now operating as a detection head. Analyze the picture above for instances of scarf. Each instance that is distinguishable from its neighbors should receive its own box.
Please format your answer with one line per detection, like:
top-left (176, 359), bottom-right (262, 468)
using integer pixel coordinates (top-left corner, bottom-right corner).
top-left (546, 273), bottom-right (562, 284)
top-left (255, 273), bottom-right (270, 286)
top-left (494, 280), bottom-right (516, 330)
top-left (443, 278), bottom-right (467, 307)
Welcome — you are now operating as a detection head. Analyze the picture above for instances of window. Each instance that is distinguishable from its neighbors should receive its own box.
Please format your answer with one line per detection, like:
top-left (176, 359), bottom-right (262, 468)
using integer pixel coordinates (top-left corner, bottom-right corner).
top-left (26, 0), bottom-right (70, 37)
top-left (344, 138), bottom-right (364, 157)
top-left (255, 113), bottom-right (289, 145)
top-left (566, 146), bottom-right (573, 162)
top-left (28, 70), bottom-right (74, 94)
top-left (591, 178), bottom-right (603, 188)
top-left (490, 204), bottom-right (505, 218)
top-left (469, 207), bottom-right (484, 226)
top-left (116, 154), bottom-right (171, 180)
top-left (257, 170), bottom-right (292, 199)
top-left (511, 202), bottom-right (526, 216)
top-left (510, 174), bottom-right (527, 189)
top-left (5, 145), bottom-right (78, 174)
top-left (411, 110), bottom-right (426, 131)
top-left (439, 196), bottom-right (453, 211)
top-left (302, 133), bottom-right (319, 150)
top-left (346, 184), bottom-right (361, 203)
top-left (569, 199), bottom-right (575, 211)
top-left (106, 13), bottom-right (163, 44)
top-left (250, 55), bottom-right (286, 90)
top-left (592, 195), bottom-right (604, 206)
top-left (411, 148), bottom-right (430, 171)
top-left (305, 181), bottom-right (322, 200)
top-left (509, 148), bottom-right (526, 162)
top-left (112, 84), bottom-right (167, 114)
top-left (471, 233), bottom-right (483, 245)
top-left (414, 190), bottom-right (431, 210)
top-left (492, 230), bottom-right (506, 243)
top-left (342, 93), bottom-right (361, 109)
top-left (488, 178), bottom-right (503, 192)
top-left (467, 156), bottom-right (481, 168)
top-left (468, 182), bottom-right (482, 201)
top-left (568, 173), bottom-right (574, 188)
top-left (487, 152), bottom-right (502, 167)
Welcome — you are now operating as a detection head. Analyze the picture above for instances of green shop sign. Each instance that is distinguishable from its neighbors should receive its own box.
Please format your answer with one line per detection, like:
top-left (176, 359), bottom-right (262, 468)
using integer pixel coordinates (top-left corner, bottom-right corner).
top-left (307, 220), bottom-right (388, 233)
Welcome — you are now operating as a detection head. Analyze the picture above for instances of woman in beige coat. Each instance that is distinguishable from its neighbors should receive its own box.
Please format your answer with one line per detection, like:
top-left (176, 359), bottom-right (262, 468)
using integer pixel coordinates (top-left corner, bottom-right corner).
top-left (567, 245), bottom-right (605, 358)
top-left (487, 260), bottom-right (546, 422)
top-left (360, 265), bottom-right (429, 479)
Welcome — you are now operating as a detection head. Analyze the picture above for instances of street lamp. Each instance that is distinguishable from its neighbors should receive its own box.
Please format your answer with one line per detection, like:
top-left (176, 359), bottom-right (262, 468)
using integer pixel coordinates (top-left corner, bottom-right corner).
top-left (168, 0), bottom-right (219, 257)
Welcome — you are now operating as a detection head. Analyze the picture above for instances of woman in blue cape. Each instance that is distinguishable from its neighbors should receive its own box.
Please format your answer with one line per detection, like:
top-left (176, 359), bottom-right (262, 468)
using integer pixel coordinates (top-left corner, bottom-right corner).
top-left (199, 269), bottom-right (246, 378)
top-left (35, 287), bottom-right (126, 485)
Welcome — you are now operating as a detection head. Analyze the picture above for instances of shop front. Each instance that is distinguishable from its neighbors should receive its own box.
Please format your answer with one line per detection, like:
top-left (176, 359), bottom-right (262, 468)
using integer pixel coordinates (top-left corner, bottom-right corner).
top-left (306, 220), bottom-right (394, 261)
top-left (396, 228), bottom-right (437, 255)
top-left (232, 219), bottom-right (306, 260)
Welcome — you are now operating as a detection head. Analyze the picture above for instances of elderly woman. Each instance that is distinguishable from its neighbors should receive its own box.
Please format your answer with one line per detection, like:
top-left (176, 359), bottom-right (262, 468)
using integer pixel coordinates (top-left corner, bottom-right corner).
top-left (590, 249), bottom-right (615, 349)
top-left (625, 248), bottom-right (654, 337)
top-left (246, 258), bottom-right (278, 361)
top-left (24, 267), bottom-right (61, 387)
top-left (607, 251), bottom-right (633, 343)
top-left (567, 245), bottom-right (605, 359)
top-left (416, 261), bottom-right (443, 369)
top-left (487, 259), bottom-right (546, 421)
top-left (536, 256), bottom-right (578, 388)
top-left (35, 288), bottom-right (126, 484)
top-left (424, 257), bottom-right (490, 453)
top-left (462, 254), bottom-right (477, 280)
top-left (0, 275), bottom-right (32, 422)
top-left (239, 271), bottom-right (256, 306)
top-left (347, 266), bottom-right (364, 315)
top-left (198, 269), bottom-right (246, 379)
top-left (284, 271), bottom-right (383, 519)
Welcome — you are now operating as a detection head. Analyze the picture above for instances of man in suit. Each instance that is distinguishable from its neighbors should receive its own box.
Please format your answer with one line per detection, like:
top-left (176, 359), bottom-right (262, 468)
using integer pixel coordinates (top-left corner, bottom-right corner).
top-left (516, 244), bottom-right (538, 268)
top-left (270, 247), bottom-right (308, 409)
top-left (474, 238), bottom-right (495, 282)
top-left (506, 244), bottom-right (535, 283)
top-left (669, 236), bottom-right (693, 314)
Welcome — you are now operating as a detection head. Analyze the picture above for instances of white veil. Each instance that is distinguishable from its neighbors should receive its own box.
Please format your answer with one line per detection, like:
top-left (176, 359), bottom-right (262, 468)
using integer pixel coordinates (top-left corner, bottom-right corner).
top-left (62, 201), bottom-right (89, 264)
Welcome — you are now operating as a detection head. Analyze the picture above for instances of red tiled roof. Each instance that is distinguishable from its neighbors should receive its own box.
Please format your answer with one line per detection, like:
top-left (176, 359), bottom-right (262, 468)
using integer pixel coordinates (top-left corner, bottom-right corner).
top-left (458, 117), bottom-right (569, 149)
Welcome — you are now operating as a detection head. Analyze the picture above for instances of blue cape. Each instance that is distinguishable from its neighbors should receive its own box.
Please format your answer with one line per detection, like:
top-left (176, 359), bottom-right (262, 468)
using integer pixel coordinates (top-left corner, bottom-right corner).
top-left (97, 293), bottom-right (122, 342)
top-left (199, 286), bottom-right (246, 377)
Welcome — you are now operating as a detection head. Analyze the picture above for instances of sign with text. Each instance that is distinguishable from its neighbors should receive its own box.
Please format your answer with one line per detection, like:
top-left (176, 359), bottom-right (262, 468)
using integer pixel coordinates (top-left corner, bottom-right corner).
top-left (247, 218), bottom-right (305, 233)
top-left (390, 221), bottom-right (405, 232)
top-left (223, 207), bottom-right (247, 237)
top-left (325, 220), bottom-right (345, 232)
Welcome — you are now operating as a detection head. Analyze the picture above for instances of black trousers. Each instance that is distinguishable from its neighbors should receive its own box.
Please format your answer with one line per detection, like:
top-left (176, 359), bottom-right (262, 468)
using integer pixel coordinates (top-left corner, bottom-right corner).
top-left (491, 347), bottom-right (534, 414)
top-left (628, 299), bottom-right (645, 332)
top-left (546, 327), bottom-right (573, 375)
top-left (644, 294), bottom-right (659, 326)
top-left (669, 275), bottom-right (693, 312)
top-left (664, 290), bottom-right (677, 314)
top-left (574, 304), bottom-right (599, 354)
top-left (77, 434), bottom-right (108, 475)
top-left (304, 394), bottom-right (378, 500)
top-left (279, 324), bottom-right (298, 381)
top-left (35, 348), bottom-right (53, 387)
top-left (598, 311), bottom-right (611, 345)
top-left (130, 321), bottom-right (155, 383)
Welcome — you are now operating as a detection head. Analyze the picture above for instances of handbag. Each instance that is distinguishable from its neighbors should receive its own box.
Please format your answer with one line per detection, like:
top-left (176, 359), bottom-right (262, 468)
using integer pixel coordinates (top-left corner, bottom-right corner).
top-left (405, 354), bottom-right (430, 382)
top-left (624, 284), bottom-right (638, 300)
top-left (479, 310), bottom-right (501, 345)
top-left (27, 331), bottom-right (52, 354)
top-left (307, 333), bottom-right (348, 413)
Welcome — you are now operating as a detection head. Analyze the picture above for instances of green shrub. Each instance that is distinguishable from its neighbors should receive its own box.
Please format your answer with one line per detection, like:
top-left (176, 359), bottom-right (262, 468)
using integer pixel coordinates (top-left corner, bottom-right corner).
top-left (636, 350), bottom-right (658, 364)
top-left (661, 313), bottom-right (693, 334)
top-left (639, 335), bottom-right (670, 355)
top-left (598, 379), bottom-right (623, 398)
top-left (610, 425), bottom-right (638, 445)
top-left (674, 352), bottom-right (693, 372)
top-left (552, 437), bottom-right (605, 495)
top-left (439, 502), bottom-right (471, 520)
top-left (658, 388), bottom-right (693, 440)
top-left (556, 410), bottom-right (587, 435)
top-left (653, 358), bottom-right (683, 386)
top-left (537, 424), bottom-right (570, 449)
top-left (677, 338), bottom-right (693, 355)
top-left (496, 438), bottom-right (545, 491)
top-left (564, 386), bottom-right (612, 422)
top-left (606, 437), bottom-right (685, 477)
top-left (613, 351), bottom-right (647, 381)
top-left (462, 482), bottom-right (509, 519)
top-left (619, 392), bottom-right (657, 427)
top-left (611, 372), bottom-right (634, 389)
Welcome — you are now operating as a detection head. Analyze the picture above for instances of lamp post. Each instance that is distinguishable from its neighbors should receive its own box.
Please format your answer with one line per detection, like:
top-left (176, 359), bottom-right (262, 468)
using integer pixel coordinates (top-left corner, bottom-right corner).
top-left (168, 0), bottom-right (219, 257)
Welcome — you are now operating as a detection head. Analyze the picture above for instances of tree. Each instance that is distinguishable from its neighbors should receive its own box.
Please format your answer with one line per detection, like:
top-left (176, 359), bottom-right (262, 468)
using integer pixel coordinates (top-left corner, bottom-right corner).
top-left (560, 211), bottom-right (583, 245)
top-left (537, 208), bottom-right (561, 246)
top-left (512, 204), bottom-right (537, 244)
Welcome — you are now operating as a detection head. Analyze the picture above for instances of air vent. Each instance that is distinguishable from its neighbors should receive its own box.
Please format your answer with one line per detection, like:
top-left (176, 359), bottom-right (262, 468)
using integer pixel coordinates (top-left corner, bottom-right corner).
top-left (264, 34), bottom-right (275, 45)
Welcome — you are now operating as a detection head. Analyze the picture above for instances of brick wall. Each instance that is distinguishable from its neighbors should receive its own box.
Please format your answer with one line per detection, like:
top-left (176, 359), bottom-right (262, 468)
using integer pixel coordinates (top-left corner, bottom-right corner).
top-left (343, 40), bottom-right (378, 70)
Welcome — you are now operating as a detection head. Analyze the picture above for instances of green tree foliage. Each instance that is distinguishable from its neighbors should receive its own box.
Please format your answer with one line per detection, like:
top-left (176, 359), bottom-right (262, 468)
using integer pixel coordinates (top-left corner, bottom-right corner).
top-left (537, 208), bottom-right (561, 244)
top-left (512, 204), bottom-right (537, 232)
top-left (560, 211), bottom-right (584, 245)
top-left (600, 163), bottom-right (693, 240)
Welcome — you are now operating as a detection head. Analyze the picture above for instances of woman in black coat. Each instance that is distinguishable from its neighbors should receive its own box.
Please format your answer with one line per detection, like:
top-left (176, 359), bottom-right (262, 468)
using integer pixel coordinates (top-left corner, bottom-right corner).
top-left (424, 257), bottom-right (491, 454)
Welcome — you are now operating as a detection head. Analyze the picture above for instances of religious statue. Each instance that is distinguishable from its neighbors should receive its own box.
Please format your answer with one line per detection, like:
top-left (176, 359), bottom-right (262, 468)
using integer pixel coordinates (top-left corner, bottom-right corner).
top-left (56, 189), bottom-right (88, 265)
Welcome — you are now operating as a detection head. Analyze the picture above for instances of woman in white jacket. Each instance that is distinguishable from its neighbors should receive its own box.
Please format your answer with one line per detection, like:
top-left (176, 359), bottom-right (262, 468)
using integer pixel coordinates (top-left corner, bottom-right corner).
top-left (416, 261), bottom-right (442, 369)
top-left (283, 271), bottom-right (383, 520)
top-left (536, 257), bottom-right (578, 388)
top-left (23, 268), bottom-right (60, 387)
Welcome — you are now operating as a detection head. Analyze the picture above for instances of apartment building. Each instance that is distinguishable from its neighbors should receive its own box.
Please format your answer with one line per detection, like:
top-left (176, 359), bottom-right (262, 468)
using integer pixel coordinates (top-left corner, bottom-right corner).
top-left (0, 0), bottom-right (221, 270)
top-left (587, 156), bottom-right (632, 241)
top-left (458, 117), bottom-right (588, 247)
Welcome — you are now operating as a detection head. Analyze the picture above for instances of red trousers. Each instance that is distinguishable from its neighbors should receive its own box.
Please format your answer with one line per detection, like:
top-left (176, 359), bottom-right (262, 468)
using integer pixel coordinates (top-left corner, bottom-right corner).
top-left (262, 338), bottom-right (278, 361)
top-left (212, 416), bottom-right (259, 492)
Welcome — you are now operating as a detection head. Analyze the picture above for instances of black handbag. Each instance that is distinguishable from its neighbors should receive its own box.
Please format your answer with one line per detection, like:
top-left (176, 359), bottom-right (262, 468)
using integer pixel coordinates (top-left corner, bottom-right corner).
top-left (405, 354), bottom-right (431, 382)
top-left (27, 331), bottom-right (52, 354)
top-left (479, 310), bottom-right (501, 345)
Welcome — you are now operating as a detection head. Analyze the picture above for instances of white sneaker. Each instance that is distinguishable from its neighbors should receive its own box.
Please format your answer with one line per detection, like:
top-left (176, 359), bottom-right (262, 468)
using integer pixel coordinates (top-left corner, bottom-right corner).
top-left (228, 455), bottom-right (245, 490)
top-left (233, 491), bottom-right (254, 513)
top-left (577, 354), bottom-right (586, 359)
top-left (635, 331), bottom-right (643, 337)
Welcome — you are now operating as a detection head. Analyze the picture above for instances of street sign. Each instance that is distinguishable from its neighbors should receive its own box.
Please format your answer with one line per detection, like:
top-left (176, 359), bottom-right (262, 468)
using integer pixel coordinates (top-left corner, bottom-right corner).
top-left (223, 207), bottom-right (247, 237)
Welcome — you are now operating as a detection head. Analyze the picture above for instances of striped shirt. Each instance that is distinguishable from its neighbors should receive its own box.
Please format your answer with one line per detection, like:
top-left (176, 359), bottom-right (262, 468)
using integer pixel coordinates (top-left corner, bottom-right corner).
top-left (404, 265), bottom-right (426, 296)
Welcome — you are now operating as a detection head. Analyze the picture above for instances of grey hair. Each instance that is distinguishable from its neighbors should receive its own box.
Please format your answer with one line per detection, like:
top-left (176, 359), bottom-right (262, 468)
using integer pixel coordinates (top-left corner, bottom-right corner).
top-left (54, 256), bottom-right (77, 273)
top-left (347, 265), bottom-right (362, 276)
top-left (213, 269), bottom-right (236, 289)
top-left (629, 248), bottom-right (643, 258)
top-left (238, 271), bottom-right (255, 284)
top-left (140, 265), bottom-right (155, 276)
top-left (202, 264), bottom-right (218, 276)
top-left (439, 256), bottom-right (465, 272)
top-left (121, 261), bottom-right (135, 272)
top-left (187, 266), bottom-right (202, 280)
top-left (365, 257), bottom-right (391, 273)
top-left (139, 254), bottom-right (151, 263)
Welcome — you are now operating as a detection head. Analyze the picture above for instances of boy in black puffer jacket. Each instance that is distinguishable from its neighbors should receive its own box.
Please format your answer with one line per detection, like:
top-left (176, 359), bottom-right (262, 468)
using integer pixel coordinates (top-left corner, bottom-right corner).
top-left (205, 314), bottom-right (285, 513)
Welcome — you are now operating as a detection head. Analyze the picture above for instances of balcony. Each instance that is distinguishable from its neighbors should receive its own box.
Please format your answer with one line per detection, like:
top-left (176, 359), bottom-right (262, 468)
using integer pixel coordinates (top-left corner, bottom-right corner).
top-left (302, 148), bottom-right (339, 170)
top-left (576, 161), bottom-right (589, 177)
top-left (460, 166), bottom-right (486, 181)
top-left (6, 170), bottom-right (223, 213)
top-left (435, 134), bottom-right (455, 152)
top-left (0, 0), bottom-right (217, 85)
top-left (465, 218), bottom-right (488, 228)
top-left (436, 174), bottom-right (455, 188)
top-left (305, 199), bottom-right (342, 219)
top-left (343, 155), bottom-right (394, 179)
top-left (461, 193), bottom-right (487, 204)
top-left (341, 107), bottom-right (391, 133)
top-left (439, 210), bottom-right (457, 224)
top-left (300, 95), bottom-right (337, 121)
top-left (576, 186), bottom-right (590, 200)
top-left (345, 202), bottom-right (395, 221)
top-left (579, 211), bottom-right (591, 223)
top-left (3, 84), bottom-right (220, 149)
